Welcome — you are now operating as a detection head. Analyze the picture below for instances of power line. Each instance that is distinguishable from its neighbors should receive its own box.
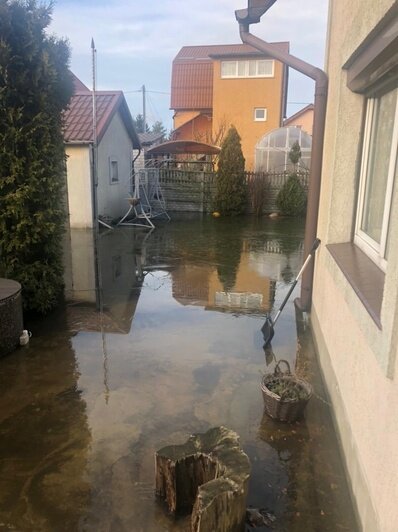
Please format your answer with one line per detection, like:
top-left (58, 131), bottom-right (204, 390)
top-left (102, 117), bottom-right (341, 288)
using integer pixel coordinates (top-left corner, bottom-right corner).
top-left (124, 88), bottom-right (170, 95)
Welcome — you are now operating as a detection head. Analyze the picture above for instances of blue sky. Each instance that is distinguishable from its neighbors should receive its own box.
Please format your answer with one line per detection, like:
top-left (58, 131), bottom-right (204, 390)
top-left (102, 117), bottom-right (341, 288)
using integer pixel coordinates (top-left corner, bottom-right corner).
top-left (50, 0), bottom-right (329, 132)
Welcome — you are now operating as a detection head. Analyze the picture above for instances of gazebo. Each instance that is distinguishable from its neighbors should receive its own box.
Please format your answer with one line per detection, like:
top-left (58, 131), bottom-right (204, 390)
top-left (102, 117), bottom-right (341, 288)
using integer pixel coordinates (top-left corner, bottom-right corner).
top-left (146, 140), bottom-right (220, 172)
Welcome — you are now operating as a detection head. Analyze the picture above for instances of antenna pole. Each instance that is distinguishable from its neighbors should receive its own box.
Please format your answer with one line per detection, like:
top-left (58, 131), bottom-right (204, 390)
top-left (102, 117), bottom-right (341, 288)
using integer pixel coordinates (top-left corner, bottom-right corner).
top-left (142, 84), bottom-right (146, 132)
top-left (91, 38), bottom-right (98, 225)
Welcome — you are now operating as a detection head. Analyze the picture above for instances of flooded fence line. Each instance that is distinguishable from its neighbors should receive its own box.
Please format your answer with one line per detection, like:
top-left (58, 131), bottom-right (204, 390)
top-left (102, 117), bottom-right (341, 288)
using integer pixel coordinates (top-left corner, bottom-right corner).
top-left (152, 168), bottom-right (309, 213)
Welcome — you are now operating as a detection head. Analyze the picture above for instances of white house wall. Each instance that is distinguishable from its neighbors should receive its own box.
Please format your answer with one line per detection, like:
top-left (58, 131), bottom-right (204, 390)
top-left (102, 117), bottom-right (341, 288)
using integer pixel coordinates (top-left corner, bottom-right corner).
top-left (312, 2), bottom-right (398, 532)
top-left (97, 111), bottom-right (133, 220)
top-left (65, 145), bottom-right (93, 228)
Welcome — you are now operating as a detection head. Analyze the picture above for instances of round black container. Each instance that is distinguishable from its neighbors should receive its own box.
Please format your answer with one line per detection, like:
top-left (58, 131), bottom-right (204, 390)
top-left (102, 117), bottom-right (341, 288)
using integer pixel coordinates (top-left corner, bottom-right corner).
top-left (0, 278), bottom-right (23, 357)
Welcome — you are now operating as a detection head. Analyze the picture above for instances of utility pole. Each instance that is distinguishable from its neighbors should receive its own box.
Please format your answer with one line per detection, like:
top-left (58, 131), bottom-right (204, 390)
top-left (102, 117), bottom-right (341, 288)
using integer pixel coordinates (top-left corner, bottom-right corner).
top-left (142, 84), bottom-right (146, 132)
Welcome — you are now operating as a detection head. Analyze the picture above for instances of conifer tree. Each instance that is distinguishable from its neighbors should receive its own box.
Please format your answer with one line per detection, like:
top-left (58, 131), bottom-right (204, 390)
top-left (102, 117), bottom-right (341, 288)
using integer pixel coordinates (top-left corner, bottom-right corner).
top-left (215, 126), bottom-right (247, 216)
top-left (0, 0), bottom-right (73, 313)
top-left (276, 141), bottom-right (307, 216)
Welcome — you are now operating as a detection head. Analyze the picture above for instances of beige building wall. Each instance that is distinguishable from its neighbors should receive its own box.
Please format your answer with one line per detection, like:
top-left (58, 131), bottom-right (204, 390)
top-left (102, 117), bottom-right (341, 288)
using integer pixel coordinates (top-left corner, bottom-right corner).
top-left (285, 108), bottom-right (314, 135)
top-left (312, 2), bottom-right (398, 532)
top-left (174, 110), bottom-right (201, 129)
top-left (173, 111), bottom-right (213, 142)
top-left (65, 145), bottom-right (93, 228)
top-left (66, 111), bottom-right (133, 228)
top-left (212, 59), bottom-right (284, 170)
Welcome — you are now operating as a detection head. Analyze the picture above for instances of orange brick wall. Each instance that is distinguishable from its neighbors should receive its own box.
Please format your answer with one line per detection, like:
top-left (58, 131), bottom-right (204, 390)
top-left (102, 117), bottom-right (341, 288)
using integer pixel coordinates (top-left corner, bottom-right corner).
top-left (212, 59), bottom-right (284, 169)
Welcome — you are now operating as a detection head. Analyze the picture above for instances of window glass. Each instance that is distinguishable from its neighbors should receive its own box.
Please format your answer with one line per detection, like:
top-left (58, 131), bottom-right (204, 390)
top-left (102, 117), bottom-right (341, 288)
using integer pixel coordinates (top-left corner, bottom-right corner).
top-left (268, 150), bottom-right (286, 172)
top-left (384, 155), bottom-right (397, 261)
top-left (238, 61), bottom-right (246, 77)
top-left (254, 108), bottom-right (267, 121)
top-left (110, 160), bottom-right (119, 183)
top-left (288, 127), bottom-right (300, 147)
top-left (260, 60), bottom-right (273, 76)
top-left (269, 128), bottom-right (287, 148)
top-left (360, 90), bottom-right (397, 244)
top-left (248, 61), bottom-right (257, 76)
top-left (221, 61), bottom-right (236, 77)
top-left (221, 59), bottom-right (273, 78)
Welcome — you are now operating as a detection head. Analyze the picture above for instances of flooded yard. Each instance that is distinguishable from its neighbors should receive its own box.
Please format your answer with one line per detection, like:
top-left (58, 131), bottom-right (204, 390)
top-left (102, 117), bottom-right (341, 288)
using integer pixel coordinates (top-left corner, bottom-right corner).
top-left (0, 216), bottom-right (358, 532)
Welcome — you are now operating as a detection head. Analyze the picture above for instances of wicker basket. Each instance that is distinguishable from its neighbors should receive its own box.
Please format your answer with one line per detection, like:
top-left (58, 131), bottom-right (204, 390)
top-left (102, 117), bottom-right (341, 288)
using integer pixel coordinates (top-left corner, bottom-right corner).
top-left (261, 360), bottom-right (313, 423)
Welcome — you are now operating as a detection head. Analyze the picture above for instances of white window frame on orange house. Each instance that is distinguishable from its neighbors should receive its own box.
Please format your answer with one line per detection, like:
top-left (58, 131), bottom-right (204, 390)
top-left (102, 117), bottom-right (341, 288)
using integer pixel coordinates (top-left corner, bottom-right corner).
top-left (221, 59), bottom-right (274, 79)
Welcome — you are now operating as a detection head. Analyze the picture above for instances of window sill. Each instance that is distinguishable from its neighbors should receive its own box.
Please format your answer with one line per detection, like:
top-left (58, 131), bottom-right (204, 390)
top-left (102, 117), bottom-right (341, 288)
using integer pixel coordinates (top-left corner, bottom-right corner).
top-left (327, 243), bottom-right (384, 329)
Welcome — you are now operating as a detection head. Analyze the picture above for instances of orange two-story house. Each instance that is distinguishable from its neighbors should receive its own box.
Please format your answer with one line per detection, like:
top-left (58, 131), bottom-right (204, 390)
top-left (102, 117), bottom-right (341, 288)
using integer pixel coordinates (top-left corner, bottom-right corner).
top-left (170, 43), bottom-right (289, 169)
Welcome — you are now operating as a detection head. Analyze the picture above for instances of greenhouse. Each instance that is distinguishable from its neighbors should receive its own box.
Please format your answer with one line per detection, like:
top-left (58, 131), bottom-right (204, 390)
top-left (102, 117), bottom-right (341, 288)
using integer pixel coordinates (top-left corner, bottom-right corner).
top-left (255, 126), bottom-right (312, 173)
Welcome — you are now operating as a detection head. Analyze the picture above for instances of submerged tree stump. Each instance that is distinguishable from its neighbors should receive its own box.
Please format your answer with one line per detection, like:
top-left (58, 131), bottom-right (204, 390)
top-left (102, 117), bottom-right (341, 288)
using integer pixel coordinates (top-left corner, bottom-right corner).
top-left (155, 426), bottom-right (250, 532)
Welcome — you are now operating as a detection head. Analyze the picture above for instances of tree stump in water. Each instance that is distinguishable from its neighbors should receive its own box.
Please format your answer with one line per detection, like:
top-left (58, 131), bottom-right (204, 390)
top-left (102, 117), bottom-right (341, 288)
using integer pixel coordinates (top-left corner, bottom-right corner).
top-left (155, 426), bottom-right (250, 532)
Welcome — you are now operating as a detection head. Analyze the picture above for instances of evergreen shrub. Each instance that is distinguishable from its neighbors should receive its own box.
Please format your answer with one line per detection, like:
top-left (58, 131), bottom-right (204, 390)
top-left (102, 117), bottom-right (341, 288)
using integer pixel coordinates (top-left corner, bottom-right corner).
top-left (0, 0), bottom-right (73, 313)
top-left (276, 141), bottom-right (307, 216)
top-left (276, 175), bottom-right (307, 216)
top-left (215, 126), bottom-right (247, 216)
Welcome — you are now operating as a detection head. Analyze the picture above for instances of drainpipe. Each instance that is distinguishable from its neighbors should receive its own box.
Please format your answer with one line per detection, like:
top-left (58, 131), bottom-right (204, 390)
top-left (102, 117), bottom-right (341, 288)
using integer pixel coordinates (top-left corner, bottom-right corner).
top-left (236, 0), bottom-right (328, 311)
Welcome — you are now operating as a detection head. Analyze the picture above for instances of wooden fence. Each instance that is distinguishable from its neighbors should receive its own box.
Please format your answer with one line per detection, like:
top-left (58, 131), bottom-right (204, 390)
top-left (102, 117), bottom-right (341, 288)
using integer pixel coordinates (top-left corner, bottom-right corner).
top-left (245, 170), bottom-right (309, 214)
top-left (153, 168), bottom-right (309, 213)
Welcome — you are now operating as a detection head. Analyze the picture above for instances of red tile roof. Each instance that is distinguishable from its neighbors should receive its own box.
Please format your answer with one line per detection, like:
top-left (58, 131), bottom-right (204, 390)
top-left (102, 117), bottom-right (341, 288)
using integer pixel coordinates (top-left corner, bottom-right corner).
top-left (174, 42), bottom-right (289, 60)
top-left (171, 42), bottom-right (289, 111)
top-left (70, 72), bottom-right (90, 93)
top-left (171, 61), bottom-right (213, 110)
top-left (64, 91), bottom-right (140, 148)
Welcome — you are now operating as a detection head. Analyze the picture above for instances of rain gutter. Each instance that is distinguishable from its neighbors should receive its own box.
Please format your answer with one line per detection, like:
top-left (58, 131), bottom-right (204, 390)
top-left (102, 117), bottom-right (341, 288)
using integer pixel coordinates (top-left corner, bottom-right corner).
top-left (236, 0), bottom-right (328, 311)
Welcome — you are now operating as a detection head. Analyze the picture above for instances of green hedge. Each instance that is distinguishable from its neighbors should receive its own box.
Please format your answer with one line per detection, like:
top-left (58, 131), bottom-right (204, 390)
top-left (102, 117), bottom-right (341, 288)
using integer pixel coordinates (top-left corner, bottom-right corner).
top-left (0, 1), bottom-right (73, 313)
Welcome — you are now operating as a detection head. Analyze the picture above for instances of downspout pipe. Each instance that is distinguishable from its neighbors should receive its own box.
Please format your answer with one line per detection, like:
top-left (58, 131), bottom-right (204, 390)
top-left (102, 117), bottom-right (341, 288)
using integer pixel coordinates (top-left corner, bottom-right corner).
top-left (237, 7), bottom-right (328, 311)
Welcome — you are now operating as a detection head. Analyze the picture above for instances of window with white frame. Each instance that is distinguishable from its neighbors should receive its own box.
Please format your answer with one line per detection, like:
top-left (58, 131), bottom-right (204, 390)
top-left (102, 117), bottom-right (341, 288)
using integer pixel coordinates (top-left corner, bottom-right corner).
top-left (254, 108), bottom-right (267, 121)
top-left (354, 87), bottom-right (398, 270)
top-left (221, 59), bottom-right (274, 79)
top-left (109, 156), bottom-right (119, 184)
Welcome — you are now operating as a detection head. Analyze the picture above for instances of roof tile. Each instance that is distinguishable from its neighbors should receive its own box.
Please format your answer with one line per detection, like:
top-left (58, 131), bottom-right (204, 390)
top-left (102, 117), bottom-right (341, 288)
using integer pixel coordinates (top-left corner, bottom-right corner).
top-left (171, 42), bottom-right (289, 110)
top-left (64, 92), bottom-right (122, 143)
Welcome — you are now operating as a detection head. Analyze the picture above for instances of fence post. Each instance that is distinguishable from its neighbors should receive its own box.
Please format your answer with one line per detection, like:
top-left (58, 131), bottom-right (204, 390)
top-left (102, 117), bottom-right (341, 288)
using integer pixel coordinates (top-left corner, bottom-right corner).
top-left (200, 171), bottom-right (205, 212)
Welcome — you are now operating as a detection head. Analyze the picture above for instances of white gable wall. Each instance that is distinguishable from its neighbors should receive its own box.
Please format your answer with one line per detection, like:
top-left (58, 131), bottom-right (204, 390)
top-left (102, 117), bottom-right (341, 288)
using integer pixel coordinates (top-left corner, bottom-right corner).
top-left (65, 145), bottom-right (93, 228)
top-left (97, 111), bottom-right (133, 221)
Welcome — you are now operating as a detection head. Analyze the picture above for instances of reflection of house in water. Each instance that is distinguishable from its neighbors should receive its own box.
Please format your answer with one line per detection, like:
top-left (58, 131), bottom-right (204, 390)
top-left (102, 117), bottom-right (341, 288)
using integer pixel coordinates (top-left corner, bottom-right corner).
top-left (63, 228), bottom-right (148, 334)
top-left (172, 252), bottom-right (276, 315)
top-left (0, 314), bottom-right (92, 530)
top-left (247, 239), bottom-right (303, 283)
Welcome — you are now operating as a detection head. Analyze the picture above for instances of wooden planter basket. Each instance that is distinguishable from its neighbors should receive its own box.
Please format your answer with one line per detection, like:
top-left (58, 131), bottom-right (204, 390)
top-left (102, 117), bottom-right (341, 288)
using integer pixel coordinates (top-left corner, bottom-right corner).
top-left (261, 360), bottom-right (313, 423)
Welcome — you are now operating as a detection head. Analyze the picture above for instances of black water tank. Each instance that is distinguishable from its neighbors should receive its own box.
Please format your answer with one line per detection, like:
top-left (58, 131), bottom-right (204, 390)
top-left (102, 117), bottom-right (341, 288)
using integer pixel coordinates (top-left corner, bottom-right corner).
top-left (0, 278), bottom-right (23, 357)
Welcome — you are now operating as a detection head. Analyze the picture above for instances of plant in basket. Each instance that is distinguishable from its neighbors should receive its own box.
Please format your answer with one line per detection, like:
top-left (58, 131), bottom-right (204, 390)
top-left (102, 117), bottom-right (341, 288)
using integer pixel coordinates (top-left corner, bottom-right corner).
top-left (261, 360), bottom-right (313, 423)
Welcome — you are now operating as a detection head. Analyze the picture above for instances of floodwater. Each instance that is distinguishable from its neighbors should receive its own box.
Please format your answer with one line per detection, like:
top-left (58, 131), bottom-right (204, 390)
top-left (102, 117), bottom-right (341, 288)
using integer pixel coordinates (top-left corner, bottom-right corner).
top-left (0, 216), bottom-right (358, 532)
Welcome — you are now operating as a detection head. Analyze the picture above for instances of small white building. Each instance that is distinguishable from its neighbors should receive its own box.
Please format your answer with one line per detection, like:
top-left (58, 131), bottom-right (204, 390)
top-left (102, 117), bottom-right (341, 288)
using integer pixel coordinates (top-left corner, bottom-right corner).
top-left (64, 77), bottom-right (140, 228)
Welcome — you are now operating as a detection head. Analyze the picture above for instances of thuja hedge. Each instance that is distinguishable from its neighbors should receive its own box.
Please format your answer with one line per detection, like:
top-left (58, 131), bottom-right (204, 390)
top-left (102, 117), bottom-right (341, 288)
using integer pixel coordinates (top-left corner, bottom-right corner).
top-left (215, 125), bottom-right (247, 216)
top-left (0, 1), bottom-right (73, 313)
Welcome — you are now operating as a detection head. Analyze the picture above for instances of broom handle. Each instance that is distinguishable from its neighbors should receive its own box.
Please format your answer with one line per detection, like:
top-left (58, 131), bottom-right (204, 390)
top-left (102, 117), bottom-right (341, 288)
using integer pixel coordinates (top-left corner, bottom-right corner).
top-left (272, 238), bottom-right (321, 326)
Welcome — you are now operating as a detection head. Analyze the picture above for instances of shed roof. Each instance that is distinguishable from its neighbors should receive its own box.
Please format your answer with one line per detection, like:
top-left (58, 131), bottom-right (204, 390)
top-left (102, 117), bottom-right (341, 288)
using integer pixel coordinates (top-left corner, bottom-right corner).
top-left (64, 91), bottom-right (140, 148)
top-left (171, 42), bottom-right (289, 111)
top-left (138, 131), bottom-right (164, 145)
top-left (174, 42), bottom-right (289, 61)
top-left (70, 71), bottom-right (90, 93)
top-left (146, 140), bottom-right (220, 155)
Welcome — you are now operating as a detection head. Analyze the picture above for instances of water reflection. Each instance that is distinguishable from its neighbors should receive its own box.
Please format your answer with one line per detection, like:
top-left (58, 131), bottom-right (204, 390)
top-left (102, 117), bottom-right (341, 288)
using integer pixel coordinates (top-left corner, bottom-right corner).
top-left (0, 216), bottom-right (358, 531)
top-left (63, 228), bottom-right (149, 334)
top-left (0, 313), bottom-right (91, 530)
